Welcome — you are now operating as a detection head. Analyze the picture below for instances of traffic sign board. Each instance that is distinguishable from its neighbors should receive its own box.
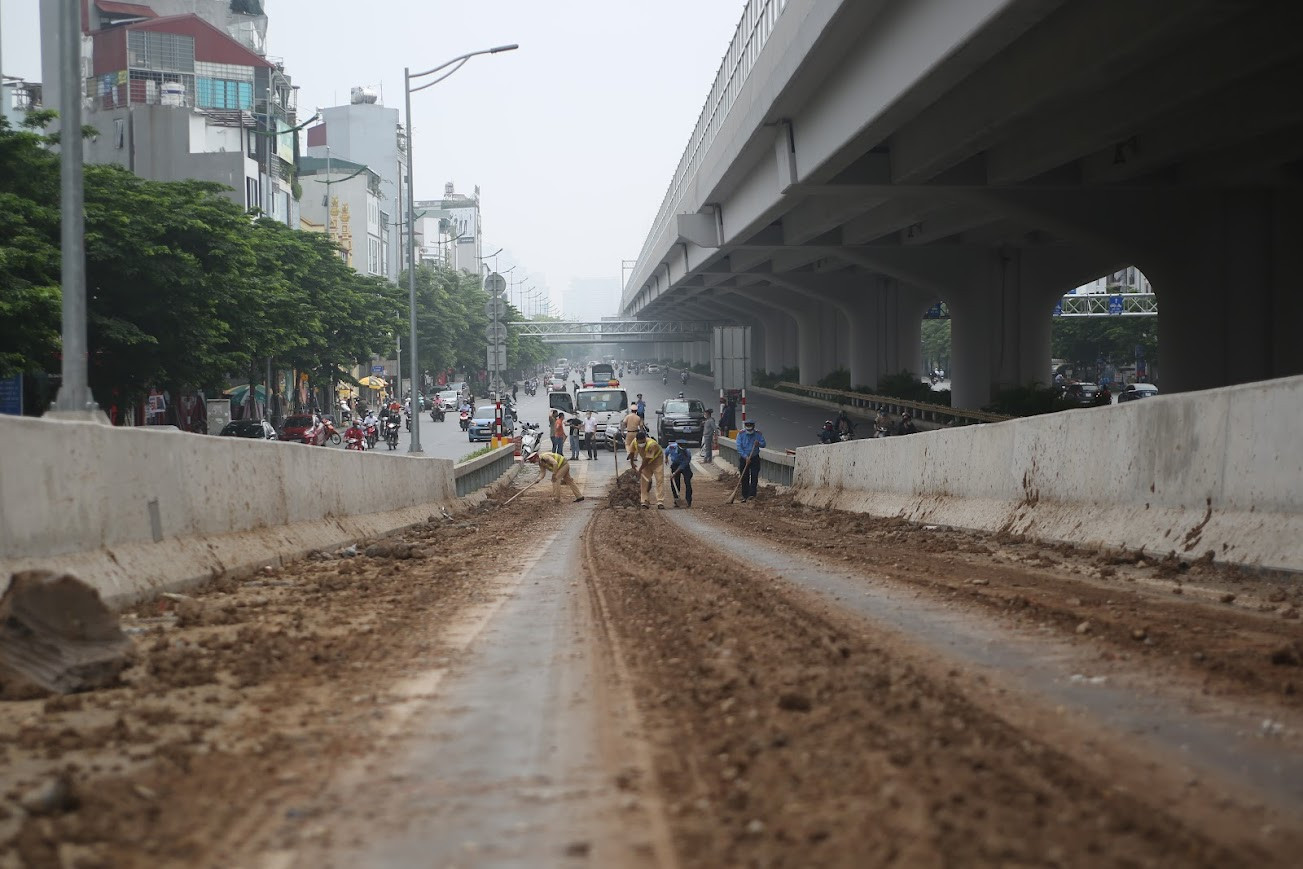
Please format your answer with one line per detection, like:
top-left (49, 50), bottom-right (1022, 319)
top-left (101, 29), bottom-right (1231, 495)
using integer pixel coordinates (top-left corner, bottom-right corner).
top-left (484, 272), bottom-right (507, 296)
top-left (485, 322), bottom-right (508, 343)
top-left (486, 347), bottom-right (507, 369)
top-left (484, 297), bottom-right (508, 319)
top-left (1107, 295), bottom-right (1124, 315)
top-left (371, 364), bottom-right (385, 374)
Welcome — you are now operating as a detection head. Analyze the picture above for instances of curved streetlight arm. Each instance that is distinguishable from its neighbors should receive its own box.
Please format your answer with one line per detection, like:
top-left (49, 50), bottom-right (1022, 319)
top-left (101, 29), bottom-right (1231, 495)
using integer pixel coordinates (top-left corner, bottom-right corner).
top-left (410, 44), bottom-right (519, 92)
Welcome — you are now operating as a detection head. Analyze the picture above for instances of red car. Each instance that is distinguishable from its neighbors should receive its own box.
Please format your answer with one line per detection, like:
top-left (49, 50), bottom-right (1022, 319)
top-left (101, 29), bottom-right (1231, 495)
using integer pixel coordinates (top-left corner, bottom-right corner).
top-left (279, 414), bottom-right (327, 445)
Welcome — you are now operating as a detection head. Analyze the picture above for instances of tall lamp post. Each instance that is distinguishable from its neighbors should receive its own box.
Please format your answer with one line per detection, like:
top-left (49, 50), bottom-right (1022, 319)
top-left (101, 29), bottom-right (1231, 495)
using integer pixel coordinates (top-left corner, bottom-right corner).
top-left (49, 1), bottom-right (98, 417)
top-left (404, 44), bottom-right (518, 453)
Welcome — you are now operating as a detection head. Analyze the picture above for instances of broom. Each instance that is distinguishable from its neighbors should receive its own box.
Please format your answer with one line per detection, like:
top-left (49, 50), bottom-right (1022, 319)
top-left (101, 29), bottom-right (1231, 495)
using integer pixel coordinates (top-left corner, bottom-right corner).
top-left (728, 452), bottom-right (755, 504)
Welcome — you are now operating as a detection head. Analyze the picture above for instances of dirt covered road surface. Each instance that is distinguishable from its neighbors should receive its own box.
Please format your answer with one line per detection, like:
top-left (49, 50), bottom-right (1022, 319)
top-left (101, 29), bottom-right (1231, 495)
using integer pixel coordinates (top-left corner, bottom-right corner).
top-left (2, 458), bottom-right (1301, 867)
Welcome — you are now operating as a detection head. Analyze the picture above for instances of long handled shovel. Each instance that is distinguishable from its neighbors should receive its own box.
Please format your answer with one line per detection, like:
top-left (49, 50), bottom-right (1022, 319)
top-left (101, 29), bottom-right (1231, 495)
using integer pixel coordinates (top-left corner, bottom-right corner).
top-left (728, 453), bottom-right (754, 504)
top-left (504, 478), bottom-right (539, 506)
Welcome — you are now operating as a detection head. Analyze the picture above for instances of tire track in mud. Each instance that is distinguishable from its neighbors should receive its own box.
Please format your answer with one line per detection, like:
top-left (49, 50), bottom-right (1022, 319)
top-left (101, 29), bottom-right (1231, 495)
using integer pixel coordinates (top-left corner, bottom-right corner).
top-left (585, 480), bottom-right (1299, 867)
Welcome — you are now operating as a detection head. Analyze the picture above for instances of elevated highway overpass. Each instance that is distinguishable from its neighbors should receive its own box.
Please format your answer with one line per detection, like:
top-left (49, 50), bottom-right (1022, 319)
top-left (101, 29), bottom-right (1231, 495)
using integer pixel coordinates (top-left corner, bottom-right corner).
top-left (622, 0), bottom-right (1303, 408)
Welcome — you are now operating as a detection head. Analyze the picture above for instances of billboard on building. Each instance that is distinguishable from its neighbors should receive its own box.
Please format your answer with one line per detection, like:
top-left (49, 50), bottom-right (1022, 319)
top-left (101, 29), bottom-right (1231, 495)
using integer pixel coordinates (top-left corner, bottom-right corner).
top-left (276, 119), bottom-right (294, 163)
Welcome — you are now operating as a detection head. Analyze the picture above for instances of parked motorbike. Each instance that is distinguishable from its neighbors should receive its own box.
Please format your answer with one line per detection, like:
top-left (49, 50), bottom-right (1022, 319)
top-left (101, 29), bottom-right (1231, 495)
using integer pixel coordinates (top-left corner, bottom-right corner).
top-left (320, 418), bottom-right (343, 446)
top-left (459, 410), bottom-right (470, 431)
top-left (365, 422), bottom-right (379, 449)
top-left (519, 422), bottom-right (543, 456)
top-left (385, 419), bottom-right (400, 450)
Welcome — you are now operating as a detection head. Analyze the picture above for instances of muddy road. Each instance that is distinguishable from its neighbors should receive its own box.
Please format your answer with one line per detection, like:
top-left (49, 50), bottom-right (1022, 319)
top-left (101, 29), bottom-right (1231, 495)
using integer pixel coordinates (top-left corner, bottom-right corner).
top-left (2, 461), bottom-right (1301, 867)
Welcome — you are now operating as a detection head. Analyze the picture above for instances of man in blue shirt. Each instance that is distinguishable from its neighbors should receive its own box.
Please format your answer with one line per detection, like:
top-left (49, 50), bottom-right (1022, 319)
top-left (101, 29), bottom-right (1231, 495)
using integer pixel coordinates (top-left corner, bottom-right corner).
top-left (667, 440), bottom-right (693, 508)
top-left (734, 419), bottom-right (765, 503)
top-left (635, 394), bottom-right (646, 419)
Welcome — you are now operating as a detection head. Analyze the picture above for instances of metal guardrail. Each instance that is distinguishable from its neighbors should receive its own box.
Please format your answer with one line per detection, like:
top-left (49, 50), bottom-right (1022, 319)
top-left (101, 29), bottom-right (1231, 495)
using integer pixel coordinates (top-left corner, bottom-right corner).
top-left (718, 436), bottom-right (796, 487)
top-left (773, 382), bottom-right (1010, 426)
top-left (453, 443), bottom-right (517, 498)
top-left (626, 0), bottom-right (789, 301)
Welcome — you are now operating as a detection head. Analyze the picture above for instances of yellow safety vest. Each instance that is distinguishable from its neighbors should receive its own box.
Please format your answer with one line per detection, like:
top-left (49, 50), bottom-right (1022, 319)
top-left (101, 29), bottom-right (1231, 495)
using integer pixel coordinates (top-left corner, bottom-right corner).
top-left (638, 438), bottom-right (663, 463)
top-left (544, 452), bottom-right (567, 471)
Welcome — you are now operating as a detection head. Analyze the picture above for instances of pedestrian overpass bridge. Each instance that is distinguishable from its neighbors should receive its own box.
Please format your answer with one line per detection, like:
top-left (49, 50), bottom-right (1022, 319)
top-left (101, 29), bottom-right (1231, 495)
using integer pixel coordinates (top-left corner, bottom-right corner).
top-left (621, 0), bottom-right (1303, 409)
top-left (512, 320), bottom-right (715, 344)
top-left (513, 290), bottom-right (1156, 349)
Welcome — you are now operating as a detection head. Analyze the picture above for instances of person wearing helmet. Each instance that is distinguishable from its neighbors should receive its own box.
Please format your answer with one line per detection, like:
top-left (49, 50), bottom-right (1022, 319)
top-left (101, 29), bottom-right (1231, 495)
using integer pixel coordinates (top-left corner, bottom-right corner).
top-left (734, 419), bottom-right (766, 503)
top-left (622, 406), bottom-right (644, 467)
top-left (667, 439), bottom-right (693, 508)
top-left (819, 419), bottom-right (837, 444)
top-left (632, 429), bottom-right (666, 509)
top-left (897, 411), bottom-right (917, 436)
top-left (525, 450), bottom-right (585, 503)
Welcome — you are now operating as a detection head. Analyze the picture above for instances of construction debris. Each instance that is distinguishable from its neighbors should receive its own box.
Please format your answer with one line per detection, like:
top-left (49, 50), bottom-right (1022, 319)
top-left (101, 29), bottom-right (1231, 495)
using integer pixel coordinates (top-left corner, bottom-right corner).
top-left (0, 571), bottom-right (134, 696)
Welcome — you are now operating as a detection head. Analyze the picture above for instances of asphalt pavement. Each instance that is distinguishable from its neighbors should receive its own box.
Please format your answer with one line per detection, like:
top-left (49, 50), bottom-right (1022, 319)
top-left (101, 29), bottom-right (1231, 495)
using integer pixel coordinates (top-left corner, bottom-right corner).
top-left (318, 368), bottom-right (944, 460)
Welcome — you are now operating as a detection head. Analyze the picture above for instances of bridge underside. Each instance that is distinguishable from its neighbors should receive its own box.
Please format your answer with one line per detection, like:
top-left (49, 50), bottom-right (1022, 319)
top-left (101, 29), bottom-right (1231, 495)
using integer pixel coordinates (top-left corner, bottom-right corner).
top-left (623, 0), bottom-right (1303, 408)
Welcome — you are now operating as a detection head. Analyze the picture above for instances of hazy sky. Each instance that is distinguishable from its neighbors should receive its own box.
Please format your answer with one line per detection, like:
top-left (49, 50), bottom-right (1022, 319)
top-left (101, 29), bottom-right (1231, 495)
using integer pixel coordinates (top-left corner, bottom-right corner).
top-left (1, 0), bottom-right (746, 316)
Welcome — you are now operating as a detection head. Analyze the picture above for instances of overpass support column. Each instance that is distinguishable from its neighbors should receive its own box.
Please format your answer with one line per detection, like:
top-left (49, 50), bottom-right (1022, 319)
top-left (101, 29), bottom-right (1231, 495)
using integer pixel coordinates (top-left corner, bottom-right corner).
top-left (843, 278), bottom-right (932, 390)
top-left (742, 287), bottom-right (826, 385)
top-left (947, 250), bottom-right (1066, 410)
top-left (1147, 191), bottom-right (1303, 392)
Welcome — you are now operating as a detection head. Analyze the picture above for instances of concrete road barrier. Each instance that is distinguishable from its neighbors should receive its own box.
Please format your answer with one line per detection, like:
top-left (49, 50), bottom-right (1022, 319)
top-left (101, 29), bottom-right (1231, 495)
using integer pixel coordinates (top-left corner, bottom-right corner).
top-left (793, 375), bottom-right (1303, 573)
top-left (0, 415), bottom-right (511, 607)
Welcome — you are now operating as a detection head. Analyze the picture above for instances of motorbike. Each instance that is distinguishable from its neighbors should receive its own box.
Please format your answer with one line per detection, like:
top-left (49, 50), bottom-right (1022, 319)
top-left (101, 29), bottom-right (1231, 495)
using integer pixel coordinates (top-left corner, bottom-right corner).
top-left (385, 419), bottom-right (400, 450)
top-left (519, 422), bottom-right (543, 456)
top-left (681, 371), bottom-right (689, 385)
top-left (320, 418), bottom-right (343, 446)
top-left (365, 422), bottom-right (379, 449)
top-left (431, 404), bottom-right (446, 423)
top-left (345, 430), bottom-right (366, 451)
top-left (662, 373), bottom-right (668, 385)
top-left (459, 410), bottom-right (470, 432)
top-left (818, 422), bottom-right (838, 445)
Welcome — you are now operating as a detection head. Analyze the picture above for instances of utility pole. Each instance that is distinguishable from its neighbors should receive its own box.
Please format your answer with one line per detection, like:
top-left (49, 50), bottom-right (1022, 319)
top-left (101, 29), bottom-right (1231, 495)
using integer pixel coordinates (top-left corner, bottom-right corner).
top-left (49, 0), bottom-right (100, 419)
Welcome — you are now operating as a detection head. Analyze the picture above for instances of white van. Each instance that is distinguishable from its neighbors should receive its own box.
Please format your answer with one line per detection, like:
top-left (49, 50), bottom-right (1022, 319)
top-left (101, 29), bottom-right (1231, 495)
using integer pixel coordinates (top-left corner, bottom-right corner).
top-left (574, 386), bottom-right (629, 448)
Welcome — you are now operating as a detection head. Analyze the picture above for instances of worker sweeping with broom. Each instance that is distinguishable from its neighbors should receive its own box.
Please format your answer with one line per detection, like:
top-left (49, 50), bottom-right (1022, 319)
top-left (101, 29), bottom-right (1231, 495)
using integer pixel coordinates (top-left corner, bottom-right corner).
top-left (734, 419), bottom-right (765, 503)
top-left (525, 450), bottom-right (585, 503)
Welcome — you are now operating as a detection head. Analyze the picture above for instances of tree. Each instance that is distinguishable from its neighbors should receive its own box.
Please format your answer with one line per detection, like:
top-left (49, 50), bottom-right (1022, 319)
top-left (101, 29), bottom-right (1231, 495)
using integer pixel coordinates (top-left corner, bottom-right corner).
top-left (1051, 318), bottom-right (1158, 380)
top-left (0, 118), bottom-right (62, 377)
top-left (921, 319), bottom-right (951, 373)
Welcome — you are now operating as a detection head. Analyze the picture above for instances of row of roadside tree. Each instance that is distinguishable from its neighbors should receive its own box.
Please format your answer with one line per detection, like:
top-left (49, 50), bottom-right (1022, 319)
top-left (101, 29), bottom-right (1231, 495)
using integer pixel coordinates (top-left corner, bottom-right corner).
top-left (0, 112), bottom-right (548, 422)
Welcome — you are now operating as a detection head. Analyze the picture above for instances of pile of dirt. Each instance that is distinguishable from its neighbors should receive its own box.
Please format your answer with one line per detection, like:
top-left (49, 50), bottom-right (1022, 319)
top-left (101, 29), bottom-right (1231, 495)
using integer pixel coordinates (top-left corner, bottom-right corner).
top-left (585, 504), bottom-right (1299, 867)
top-left (0, 503), bottom-right (525, 866)
top-left (607, 469), bottom-right (644, 508)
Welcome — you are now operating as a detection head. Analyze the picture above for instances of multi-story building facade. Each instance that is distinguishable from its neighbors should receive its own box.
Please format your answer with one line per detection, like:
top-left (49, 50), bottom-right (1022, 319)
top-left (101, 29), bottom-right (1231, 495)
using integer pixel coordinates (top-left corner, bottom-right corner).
top-left (297, 155), bottom-right (385, 278)
top-left (305, 89), bottom-right (406, 283)
top-left (413, 182), bottom-right (483, 275)
top-left (41, 1), bottom-right (298, 224)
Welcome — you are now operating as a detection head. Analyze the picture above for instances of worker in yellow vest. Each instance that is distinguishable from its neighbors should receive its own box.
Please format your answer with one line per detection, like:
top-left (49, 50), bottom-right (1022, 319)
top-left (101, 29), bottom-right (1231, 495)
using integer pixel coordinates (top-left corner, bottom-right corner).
top-left (526, 450), bottom-right (585, 503)
top-left (632, 429), bottom-right (666, 509)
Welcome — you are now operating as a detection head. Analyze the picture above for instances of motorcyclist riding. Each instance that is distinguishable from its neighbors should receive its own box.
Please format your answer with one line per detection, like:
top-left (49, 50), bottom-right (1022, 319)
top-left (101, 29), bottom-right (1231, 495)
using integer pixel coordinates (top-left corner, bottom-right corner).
top-left (819, 419), bottom-right (838, 445)
top-left (835, 409), bottom-right (855, 440)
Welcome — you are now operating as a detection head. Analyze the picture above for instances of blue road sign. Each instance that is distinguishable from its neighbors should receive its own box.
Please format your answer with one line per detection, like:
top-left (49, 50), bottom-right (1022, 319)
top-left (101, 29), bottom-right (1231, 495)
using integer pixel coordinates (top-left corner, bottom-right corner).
top-left (1108, 295), bottom-right (1124, 315)
top-left (0, 375), bottom-right (22, 415)
top-left (1052, 301), bottom-right (1063, 317)
top-left (371, 364), bottom-right (385, 374)
top-left (923, 302), bottom-right (946, 320)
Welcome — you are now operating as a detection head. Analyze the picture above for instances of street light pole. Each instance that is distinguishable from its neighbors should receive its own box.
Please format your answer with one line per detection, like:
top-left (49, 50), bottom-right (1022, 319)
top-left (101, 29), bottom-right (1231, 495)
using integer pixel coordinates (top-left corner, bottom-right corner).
top-left (403, 43), bottom-right (517, 454)
top-left (50, 0), bottom-right (97, 416)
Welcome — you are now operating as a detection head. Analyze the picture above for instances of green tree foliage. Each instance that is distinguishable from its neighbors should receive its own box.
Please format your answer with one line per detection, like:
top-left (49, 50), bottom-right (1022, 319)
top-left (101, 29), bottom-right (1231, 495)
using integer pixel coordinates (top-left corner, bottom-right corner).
top-left (399, 264), bottom-right (549, 381)
top-left (921, 319), bottom-right (951, 372)
top-left (1051, 318), bottom-right (1158, 379)
top-left (0, 116), bottom-right (406, 411)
